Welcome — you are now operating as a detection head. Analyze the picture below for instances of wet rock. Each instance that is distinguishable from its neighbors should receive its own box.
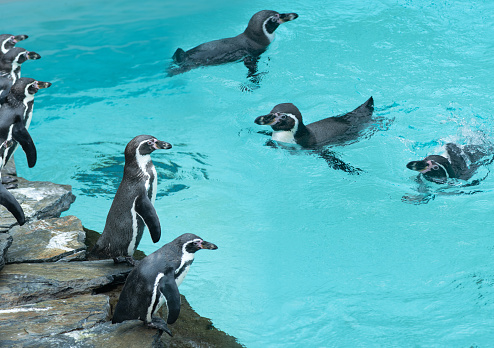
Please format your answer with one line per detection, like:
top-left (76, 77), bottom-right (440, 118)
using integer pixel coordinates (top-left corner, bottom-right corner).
top-left (0, 233), bottom-right (12, 271)
top-left (0, 260), bottom-right (131, 309)
top-left (1, 157), bottom-right (16, 177)
top-left (0, 177), bottom-right (76, 232)
top-left (0, 293), bottom-right (110, 343)
top-left (6, 215), bottom-right (86, 263)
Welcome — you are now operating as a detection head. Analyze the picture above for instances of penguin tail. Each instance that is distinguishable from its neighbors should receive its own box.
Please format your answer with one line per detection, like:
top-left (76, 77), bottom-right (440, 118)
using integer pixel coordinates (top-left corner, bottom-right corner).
top-left (172, 48), bottom-right (186, 64)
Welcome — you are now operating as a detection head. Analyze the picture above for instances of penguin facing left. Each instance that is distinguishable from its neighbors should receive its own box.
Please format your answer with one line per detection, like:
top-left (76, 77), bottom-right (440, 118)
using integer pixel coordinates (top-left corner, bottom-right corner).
top-left (112, 233), bottom-right (218, 336)
top-left (168, 10), bottom-right (298, 76)
top-left (89, 135), bottom-right (172, 266)
top-left (0, 47), bottom-right (41, 104)
top-left (0, 34), bottom-right (28, 56)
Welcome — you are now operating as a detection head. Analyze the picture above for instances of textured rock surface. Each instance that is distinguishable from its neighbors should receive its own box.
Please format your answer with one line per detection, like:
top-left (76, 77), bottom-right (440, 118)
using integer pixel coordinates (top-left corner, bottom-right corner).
top-left (0, 233), bottom-right (12, 271)
top-left (0, 260), bottom-right (132, 309)
top-left (0, 293), bottom-right (110, 342)
top-left (6, 215), bottom-right (86, 263)
top-left (0, 177), bottom-right (76, 232)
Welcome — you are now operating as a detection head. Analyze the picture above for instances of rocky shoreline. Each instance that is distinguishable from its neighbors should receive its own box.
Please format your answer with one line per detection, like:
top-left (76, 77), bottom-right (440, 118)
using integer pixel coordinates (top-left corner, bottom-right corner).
top-left (0, 159), bottom-right (243, 348)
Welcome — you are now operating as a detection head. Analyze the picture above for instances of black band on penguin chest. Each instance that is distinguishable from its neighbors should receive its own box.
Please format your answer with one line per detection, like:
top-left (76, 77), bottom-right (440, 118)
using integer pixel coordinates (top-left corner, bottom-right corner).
top-left (175, 260), bottom-right (194, 279)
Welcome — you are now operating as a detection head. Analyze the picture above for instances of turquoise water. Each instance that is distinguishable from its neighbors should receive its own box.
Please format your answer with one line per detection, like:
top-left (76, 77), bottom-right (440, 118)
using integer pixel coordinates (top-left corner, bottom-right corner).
top-left (3, 0), bottom-right (494, 346)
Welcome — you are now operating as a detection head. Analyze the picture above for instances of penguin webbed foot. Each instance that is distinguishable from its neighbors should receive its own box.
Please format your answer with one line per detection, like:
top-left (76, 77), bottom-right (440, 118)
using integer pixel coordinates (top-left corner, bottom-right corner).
top-left (317, 149), bottom-right (363, 175)
top-left (401, 193), bottom-right (434, 205)
top-left (113, 256), bottom-right (138, 267)
top-left (2, 176), bottom-right (17, 185)
top-left (243, 55), bottom-right (259, 77)
top-left (148, 317), bottom-right (172, 337)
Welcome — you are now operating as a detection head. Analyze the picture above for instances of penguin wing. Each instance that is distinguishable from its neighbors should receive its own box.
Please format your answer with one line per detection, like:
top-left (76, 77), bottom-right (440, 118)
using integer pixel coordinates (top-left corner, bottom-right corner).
top-left (135, 195), bottom-right (161, 243)
top-left (445, 143), bottom-right (469, 179)
top-left (12, 121), bottom-right (36, 168)
top-left (0, 183), bottom-right (25, 225)
top-left (160, 268), bottom-right (181, 325)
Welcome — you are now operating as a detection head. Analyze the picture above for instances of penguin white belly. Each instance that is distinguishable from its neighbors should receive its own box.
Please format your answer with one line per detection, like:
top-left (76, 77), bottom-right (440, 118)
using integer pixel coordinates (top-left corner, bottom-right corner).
top-left (127, 198), bottom-right (139, 256)
top-left (147, 272), bottom-right (165, 322)
top-left (272, 130), bottom-right (296, 144)
top-left (22, 88), bottom-right (34, 128)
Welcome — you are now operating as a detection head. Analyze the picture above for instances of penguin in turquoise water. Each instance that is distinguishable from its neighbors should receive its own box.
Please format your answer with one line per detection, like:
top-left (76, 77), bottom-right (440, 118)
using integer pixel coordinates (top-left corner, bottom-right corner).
top-left (89, 135), bottom-right (172, 266)
top-left (168, 10), bottom-right (298, 76)
top-left (0, 34), bottom-right (28, 56)
top-left (112, 233), bottom-right (218, 336)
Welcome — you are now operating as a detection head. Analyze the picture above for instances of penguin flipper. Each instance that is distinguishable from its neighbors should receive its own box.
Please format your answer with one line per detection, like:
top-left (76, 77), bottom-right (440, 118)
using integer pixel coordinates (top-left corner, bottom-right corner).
top-left (161, 269), bottom-right (181, 325)
top-left (172, 48), bottom-right (186, 64)
top-left (12, 122), bottom-right (36, 168)
top-left (0, 183), bottom-right (25, 225)
top-left (135, 196), bottom-right (161, 243)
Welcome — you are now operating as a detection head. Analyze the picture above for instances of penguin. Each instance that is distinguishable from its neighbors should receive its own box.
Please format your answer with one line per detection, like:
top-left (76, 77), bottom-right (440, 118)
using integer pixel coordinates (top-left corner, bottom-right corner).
top-left (254, 97), bottom-right (374, 148)
top-left (112, 233), bottom-right (218, 336)
top-left (0, 47), bottom-right (41, 104)
top-left (0, 138), bottom-right (25, 226)
top-left (89, 135), bottom-right (172, 265)
top-left (0, 34), bottom-right (28, 55)
top-left (406, 143), bottom-right (494, 184)
top-left (168, 10), bottom-right (298, 76)
top-left (0, 78), bottom-right (51, 171)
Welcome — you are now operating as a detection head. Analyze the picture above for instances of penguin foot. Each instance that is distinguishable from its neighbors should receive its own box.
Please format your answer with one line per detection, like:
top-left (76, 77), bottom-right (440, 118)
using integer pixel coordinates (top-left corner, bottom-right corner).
top-left (2, 176), bottom-right (17, 185)
top-left (113, 256), bottom-right (138, 266)
top-left (148, 317), bottom-right (172, 337)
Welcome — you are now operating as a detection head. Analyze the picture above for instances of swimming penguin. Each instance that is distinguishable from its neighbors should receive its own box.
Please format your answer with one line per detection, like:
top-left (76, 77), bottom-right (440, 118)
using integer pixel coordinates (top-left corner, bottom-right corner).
top-left (89, 135), bottom-right (172, 265)
top-left (255, 97), bottom-right (374, 148)
top-left (406, 143), bottom-right (494, 184)
top-left (112, 233), bottom-right (218, 336)
top-left (0, 34), bottom-right (28, 55)
top-left (168, 10), bottom-right (298, 76)
top-left (0, 138), bottom-right (25, 226)
top-left (0, 78), bottom-right (51, 171)
top-left (0, 47), bottom-right (41, 104)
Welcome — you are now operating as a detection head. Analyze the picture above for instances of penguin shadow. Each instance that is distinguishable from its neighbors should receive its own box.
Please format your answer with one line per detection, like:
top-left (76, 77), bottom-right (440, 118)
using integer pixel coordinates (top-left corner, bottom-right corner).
top-left (402, 143), bottom-right (494, 205)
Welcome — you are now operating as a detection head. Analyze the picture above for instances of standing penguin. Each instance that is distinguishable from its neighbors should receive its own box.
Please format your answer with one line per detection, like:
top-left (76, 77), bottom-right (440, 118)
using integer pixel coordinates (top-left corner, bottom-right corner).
top-left (254, 97), bottom-right (374, 147)
top-left (0, 78), bottom-right (52, 173)
top-left (168, 10), bottom-right (298, 76)
top-left (0, 138), bottom-right (25, 225)
top-left (112, 233), bottom-right (218, 336)
top-left (0, 47), bottom-right (41, 104)
top-left (90, 135), bottom-right (172, 265)
top-left (0, 34), bottom-right (28, 56)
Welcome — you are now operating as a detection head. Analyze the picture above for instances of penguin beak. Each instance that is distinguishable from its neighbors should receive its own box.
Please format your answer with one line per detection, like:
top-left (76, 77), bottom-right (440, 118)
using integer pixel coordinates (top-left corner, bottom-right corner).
top-left (153, 140), bottom-right (172, 150)
top-left (14, 34), bottom-right (28, 43)
top-left (199, 240), bottom-right (218, 250)
top-left (278, 13), bottom-right (298, 23)
top-left (36, 81), bottom-right (52, 89)
top-left (27, 51), bottom-right (41, 60)
top-left (254, 113), bottom-right (278, 126)
top-left (406, 160), bottom-right (429, 172)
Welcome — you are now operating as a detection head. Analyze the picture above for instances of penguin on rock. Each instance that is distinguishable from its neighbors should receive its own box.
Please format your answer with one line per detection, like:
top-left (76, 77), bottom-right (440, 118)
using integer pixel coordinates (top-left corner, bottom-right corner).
top-left (89, 135), bottom-right (172, 266)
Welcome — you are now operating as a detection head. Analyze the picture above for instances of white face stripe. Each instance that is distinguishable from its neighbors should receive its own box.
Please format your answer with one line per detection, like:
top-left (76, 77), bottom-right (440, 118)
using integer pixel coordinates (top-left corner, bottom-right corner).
top-left (23, 82), bottom-right (36, 129)
top-left (128, 197), bottom-right (139, 256)
top-left (175, 239), bottom-right (200, 286)
top-left (147, 272), bottom-right (165, 323)
top-left (135, 140), bottom-right (152, 191)
top-left (11, 51), bottom-right (26, 78)
top-left (271, 113), bottom-right (299, 144)
top-left (262, 17), bottom-right (276, 43)
top-left (1, 40), bottom-right (8, 54)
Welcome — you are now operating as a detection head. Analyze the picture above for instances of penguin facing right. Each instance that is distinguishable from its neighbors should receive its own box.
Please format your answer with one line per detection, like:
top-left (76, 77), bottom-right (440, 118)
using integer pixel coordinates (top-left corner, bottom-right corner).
top-left (112, 233), bottom-right (218, 336)
top-left (168, 10), bottom-right (298, 76)
top-left (0, 34), bottom-right (28, 56)
top-left (254, 97), bottom-right (375, 148)
top-left (89, 135), bottom-right (172, 266)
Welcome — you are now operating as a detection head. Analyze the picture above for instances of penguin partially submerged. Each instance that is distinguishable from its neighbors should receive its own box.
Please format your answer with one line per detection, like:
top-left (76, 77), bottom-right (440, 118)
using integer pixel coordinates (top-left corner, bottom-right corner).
top-left (89, 135), bottom-right (172, 266)
top-left (0, 47), bottom-right (41, 104)
top-left (0, 34), bottom-right (28, 55)
top-left (112, 233), bottom-right (218, 336)
top-left (168, 10), bottom-right (298, 76)
top-left (407, 143), bottom-right (493, 184)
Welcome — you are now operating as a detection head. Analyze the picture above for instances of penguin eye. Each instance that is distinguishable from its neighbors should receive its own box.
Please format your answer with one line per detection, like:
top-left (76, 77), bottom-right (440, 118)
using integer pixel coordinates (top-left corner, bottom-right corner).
top-left (280, 115), bottom-right (287, 120)
top-left (270, 16), bottom-right (277, 22)
top-left (432, 165), bottom-right (439, 170)
top-left (147, 140), bottom-right (154, 146)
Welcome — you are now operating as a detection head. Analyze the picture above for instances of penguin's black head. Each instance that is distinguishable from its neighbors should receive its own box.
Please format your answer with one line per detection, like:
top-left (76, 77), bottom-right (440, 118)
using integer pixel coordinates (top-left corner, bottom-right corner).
top-left (255, 103), bottom-right (303, 132)
top-left (127, 135), bottom-right (172, 159)
top-left (245, 10), bottom-right (298, 46)
top-left (175, 233), bottom-right (218, 253)
top-left (0, 34), bottom-right (28, 53)
top-left (406, 155), bottom-right (455, 184)
top-left (8, 78), bottom-right (51, 99)
top-left (2, 47), bottom-right (41, 65)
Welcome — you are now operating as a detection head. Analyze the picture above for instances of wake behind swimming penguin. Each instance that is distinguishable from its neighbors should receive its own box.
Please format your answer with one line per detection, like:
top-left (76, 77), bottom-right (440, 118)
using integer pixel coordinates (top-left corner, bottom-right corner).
top-left (168, 10), bottom-right (298, 77)
top-left (112, 233), bottom-right (218, 337)
top-left (254, 97), bottom-right (374, 174)
top-left (403, 142), bottom-right (494, 204)
top-left (89, 135), bottom-right (172, 266)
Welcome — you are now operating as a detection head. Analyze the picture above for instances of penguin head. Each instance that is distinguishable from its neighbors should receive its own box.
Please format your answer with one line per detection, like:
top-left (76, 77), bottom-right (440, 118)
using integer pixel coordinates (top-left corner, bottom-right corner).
top-left (8, 78), bottom-right (51, 101)
top-left (406, 155), bottom-right (455, 184)
top-left (126, 135), bottom-right (172, 159)
top-left (0, 34), bottom-right (28, 53)
top-left (1, 47), bottom-right (41, 66)
top-left (244, 10), bottom-right (298, 46)
top-left (175, 233), bottom-right (218, 253)
top-left (255, 103), bottom-right (303, 132)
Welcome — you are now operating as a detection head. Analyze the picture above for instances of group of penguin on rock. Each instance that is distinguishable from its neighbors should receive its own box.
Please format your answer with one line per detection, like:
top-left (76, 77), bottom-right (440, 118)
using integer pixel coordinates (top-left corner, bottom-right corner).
top-left (1, 8), bottom-right (493, 340)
